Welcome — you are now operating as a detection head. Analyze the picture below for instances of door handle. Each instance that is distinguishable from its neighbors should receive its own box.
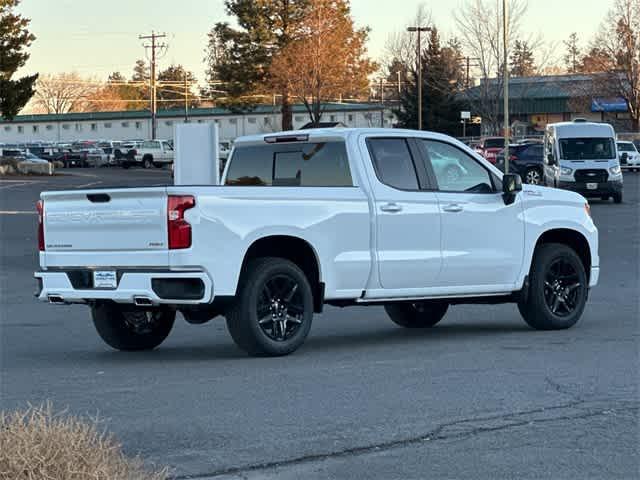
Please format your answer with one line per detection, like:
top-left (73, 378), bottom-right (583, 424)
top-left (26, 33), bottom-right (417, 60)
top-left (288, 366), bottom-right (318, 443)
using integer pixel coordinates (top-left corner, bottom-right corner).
top-left (380, 203), bottom-right (402, 213)
top-left (442, 203), bottom-right (464, 213)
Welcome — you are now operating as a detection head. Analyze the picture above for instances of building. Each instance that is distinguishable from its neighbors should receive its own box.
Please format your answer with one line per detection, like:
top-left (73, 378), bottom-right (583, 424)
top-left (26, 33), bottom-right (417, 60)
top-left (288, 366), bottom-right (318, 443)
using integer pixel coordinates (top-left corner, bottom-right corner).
top-left (0, 103), bottom-right (395, 144)
top-left (464, 74), bottom-right (635, 136)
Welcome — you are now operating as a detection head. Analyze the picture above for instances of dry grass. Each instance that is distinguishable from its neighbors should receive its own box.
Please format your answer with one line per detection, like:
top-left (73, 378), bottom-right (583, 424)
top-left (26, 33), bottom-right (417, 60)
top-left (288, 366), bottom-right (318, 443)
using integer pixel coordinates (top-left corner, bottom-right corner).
top-left (0, 403), bottom-right (168, 480)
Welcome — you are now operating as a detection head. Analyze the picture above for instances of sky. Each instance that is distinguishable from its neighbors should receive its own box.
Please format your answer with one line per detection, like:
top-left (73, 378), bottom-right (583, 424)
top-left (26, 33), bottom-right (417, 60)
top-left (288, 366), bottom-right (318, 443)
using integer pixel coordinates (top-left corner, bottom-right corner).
top-left (15, 0), bottom-right (614, 83)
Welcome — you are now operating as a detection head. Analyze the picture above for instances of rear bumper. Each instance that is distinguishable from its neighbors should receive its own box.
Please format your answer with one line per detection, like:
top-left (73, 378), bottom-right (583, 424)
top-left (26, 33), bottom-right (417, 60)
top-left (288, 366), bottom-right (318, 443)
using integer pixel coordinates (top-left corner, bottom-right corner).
top-left (558, 180), bottom-right (622, 196)
top-left (34, 269), bottom-right (214, 305)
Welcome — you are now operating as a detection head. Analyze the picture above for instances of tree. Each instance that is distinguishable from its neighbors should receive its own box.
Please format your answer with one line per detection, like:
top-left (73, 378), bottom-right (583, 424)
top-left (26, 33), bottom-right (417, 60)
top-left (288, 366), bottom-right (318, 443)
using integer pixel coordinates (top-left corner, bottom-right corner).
top-left (395, 28), bottom-right (465, 135)
top-left (204, 0), bottom-right (311, 129)
top-left (100, 71), bottom-right (143, 111)
top-left (454, 0), bottom-right (531, 134)
top-left (269, 0), bottom-right (376, 125)
top-left (563, 33), bottom-right (582, 73)
top-left (157, 64), bottom-right (199, 110)
top-left (591, 0), bottom-right (640, 130)
top-left (32, 73), bottom-right (98, 114)
top-left (0, 0), bottom-right (37, 119)
top-left (510, 40), bottom-right (536, 77)
top-left (132, 59), bottom-right (149, 83)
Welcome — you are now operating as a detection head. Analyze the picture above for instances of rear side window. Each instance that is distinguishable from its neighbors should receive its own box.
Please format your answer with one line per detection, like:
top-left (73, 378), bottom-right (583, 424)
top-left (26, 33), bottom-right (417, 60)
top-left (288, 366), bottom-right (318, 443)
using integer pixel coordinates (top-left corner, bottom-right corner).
top-left (225, 141), bottom-right (352, 187)
top-left (367, 138), bottom-right (419, 190)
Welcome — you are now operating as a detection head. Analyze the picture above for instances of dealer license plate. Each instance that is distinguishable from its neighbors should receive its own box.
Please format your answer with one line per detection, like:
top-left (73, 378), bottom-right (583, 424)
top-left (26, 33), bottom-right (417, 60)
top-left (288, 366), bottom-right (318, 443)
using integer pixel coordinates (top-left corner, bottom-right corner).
top-left (586, 183), bottom-right (598, 190)
top-left (93, 270), bottom-right (117, 289)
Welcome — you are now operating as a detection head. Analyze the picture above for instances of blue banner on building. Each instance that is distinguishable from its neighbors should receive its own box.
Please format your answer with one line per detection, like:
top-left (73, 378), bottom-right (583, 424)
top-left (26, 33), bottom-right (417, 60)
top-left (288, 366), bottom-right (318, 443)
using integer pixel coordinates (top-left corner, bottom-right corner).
top-left (591, 97), bottom-right (628, 112)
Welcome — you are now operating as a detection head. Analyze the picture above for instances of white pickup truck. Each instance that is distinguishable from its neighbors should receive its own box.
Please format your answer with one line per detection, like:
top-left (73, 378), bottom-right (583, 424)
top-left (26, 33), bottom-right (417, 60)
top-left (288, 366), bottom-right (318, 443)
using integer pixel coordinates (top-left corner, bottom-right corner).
top-left (35, 128), bottom-right (599, 356)
top-left (128, 139), bottom-right (174, 169)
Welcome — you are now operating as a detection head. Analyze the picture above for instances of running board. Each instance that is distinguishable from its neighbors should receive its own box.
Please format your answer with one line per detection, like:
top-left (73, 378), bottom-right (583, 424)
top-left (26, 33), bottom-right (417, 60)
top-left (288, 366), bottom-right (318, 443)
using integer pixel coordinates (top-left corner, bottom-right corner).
top-left (356, 292), bottom-right (512, 304)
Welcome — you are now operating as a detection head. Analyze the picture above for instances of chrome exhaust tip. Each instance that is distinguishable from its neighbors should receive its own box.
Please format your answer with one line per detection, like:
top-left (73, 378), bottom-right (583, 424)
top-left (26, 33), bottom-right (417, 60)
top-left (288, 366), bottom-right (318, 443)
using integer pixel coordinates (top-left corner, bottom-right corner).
top-left (48, 294), bottom-right (65, 305)
top-left (133, 296), bottom-right (153, 307)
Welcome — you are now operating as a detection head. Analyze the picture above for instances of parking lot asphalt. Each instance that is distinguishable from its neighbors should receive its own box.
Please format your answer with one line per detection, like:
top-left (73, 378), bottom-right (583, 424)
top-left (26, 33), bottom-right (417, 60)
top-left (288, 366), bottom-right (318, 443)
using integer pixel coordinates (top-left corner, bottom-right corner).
top-left (0, 168), bottom-right (638, 479)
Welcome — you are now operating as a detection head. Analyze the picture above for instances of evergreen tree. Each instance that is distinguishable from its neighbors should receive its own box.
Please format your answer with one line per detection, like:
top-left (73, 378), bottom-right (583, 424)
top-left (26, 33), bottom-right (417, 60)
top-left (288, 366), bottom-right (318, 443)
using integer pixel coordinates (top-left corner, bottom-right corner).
top-left (204, 0), bottom-right (310, 129)
top-left (509, 40), bottom-right (536, 77)
top-left (0, 0), bottom-right (37, 119)
top-left (563, 33), bottom-right (582, 74)
top-left (157, 64), bottom-right (199, 109)
top-left (395, 29), bottom-right (465, 135)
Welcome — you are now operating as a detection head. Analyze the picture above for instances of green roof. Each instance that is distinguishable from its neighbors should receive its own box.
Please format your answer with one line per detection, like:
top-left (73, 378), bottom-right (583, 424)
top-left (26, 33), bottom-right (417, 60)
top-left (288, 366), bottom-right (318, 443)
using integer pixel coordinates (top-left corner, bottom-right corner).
top-left (463, 74), bottom-right (600, 114)
top-left (1, 103), bottom-right (384, 124)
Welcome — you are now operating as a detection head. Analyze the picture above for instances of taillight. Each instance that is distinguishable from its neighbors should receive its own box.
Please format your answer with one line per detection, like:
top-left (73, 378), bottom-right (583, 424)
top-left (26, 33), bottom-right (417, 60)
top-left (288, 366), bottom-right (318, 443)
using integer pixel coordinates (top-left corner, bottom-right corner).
top-left (36, 200), bottom-right (44, 251)
top-left (168, 195), bottom-right (195, 249)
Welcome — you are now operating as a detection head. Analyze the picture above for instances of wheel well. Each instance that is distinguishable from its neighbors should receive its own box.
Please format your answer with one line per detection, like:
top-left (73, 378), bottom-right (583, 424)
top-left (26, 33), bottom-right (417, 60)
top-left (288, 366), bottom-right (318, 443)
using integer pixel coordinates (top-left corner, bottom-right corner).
top-left (535, 229), bottom-right (591, 278)
top-left (241, 235), bottom-right (323, 312)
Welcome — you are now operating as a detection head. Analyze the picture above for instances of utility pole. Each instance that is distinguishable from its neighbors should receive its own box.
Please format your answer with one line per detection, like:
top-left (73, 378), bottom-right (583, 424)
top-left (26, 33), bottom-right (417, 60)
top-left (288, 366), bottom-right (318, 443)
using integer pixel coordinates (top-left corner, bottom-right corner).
top-left (407, 26), bottom-right (432, 130)
top-left (139, 31), bottom-right (167, 140)
top-left (502, 0), bottom-right (510, 173)
top-left (184, 72), bottom-right (189, 122)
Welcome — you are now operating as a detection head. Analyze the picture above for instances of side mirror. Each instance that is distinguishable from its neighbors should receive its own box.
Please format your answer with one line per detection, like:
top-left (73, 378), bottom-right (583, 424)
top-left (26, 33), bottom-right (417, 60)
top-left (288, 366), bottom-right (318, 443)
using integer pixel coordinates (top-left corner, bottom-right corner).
top-left (620, 152), bottom-right (628, 164)
top-left (546, 153), bottom-right (556, 165)
top-left (502, 173), bottom-right (522, 205)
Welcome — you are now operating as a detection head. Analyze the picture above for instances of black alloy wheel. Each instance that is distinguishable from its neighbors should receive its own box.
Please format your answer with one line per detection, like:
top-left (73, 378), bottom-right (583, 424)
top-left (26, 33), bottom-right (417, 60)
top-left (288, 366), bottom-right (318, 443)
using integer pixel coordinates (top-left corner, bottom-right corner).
top-left (256, 273), bottom-right (305, 342)
top-left (543, 258), bottom-right (584, 317)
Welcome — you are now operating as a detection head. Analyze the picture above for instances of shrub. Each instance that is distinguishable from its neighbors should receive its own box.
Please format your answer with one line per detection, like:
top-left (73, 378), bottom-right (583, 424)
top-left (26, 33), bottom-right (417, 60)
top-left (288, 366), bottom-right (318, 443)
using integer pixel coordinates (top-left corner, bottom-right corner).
top-left (0, 404), bottom-right (168, 480)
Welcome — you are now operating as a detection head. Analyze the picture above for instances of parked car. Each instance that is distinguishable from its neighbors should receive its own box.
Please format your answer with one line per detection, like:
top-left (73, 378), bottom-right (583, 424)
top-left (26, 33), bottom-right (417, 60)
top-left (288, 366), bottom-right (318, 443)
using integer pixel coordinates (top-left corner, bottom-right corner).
top-left (36, 128), bottom-right (599, 357)
top-left (98, 141), bottom-right (123, 166)
top-left (495, 143), bottom-right (544, 184)
top-left (475, 137), bottom-right (505, 163)
top-left (40, 148), bottom-right (90, 168)
top-left (616, 141), bottom-right (640, 171)
top-left (132, 139), bottom-right (174, 168)
top-left (543, 120), bottom-right (622, 203)
top-left (112, 141), bottom-right (142, 168)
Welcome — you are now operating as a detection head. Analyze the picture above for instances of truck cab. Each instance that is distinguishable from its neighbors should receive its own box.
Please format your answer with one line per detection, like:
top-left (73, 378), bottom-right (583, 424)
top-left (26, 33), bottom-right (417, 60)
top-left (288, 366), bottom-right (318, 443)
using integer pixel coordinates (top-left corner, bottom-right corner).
top-left (543, 120), bottom-right (623, 203)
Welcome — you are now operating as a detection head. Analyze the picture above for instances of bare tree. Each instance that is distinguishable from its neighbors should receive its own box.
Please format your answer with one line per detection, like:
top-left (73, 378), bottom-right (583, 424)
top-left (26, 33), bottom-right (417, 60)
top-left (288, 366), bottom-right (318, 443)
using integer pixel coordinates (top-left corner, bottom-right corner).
top-left (383, 4), bottom-right (433, 71)
top-left (33, 73), bottom-right (99, 114)
top-left (592, 0), bottom-right (640, 131)
top-left (454, 0), bottom-right (530, 134)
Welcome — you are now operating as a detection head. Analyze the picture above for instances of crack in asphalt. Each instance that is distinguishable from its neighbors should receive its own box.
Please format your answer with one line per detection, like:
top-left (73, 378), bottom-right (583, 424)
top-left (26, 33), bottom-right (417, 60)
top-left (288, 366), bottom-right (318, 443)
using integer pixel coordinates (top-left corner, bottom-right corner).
top-left (171, 400), bottom-right (639, 479)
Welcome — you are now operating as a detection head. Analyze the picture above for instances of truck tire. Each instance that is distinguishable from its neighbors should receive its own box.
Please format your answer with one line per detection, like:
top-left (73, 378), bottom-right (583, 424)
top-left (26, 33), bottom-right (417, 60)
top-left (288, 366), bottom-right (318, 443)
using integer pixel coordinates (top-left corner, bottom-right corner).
top-left (385, 301), bottom-right (448, 328)
top-left (226, 257), bottom-right (314, 356)
top-left (91, 302), bottom-right (175, 351)
top-left (518, 243), bottom-right (588, 330)
top-left (143, 156), bottom-right (153, 169)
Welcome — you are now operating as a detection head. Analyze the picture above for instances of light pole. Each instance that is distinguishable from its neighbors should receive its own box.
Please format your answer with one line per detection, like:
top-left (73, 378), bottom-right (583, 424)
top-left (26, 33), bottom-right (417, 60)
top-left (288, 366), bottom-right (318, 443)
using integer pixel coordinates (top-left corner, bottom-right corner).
top-left (407, 26), bottom-right (432, 130)
top-left (502, 0), bottom-right (510, 173)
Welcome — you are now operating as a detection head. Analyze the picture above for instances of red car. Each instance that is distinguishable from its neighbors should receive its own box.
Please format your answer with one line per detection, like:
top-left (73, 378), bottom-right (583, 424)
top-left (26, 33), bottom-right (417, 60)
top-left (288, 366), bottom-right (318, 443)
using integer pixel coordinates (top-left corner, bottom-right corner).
top-left (475, 137), bottom-right (506, 164)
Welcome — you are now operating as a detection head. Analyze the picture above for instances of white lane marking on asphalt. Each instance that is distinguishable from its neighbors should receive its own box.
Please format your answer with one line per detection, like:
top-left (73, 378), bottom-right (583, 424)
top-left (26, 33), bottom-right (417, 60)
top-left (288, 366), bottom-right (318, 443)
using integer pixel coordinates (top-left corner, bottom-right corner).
top-left (74, 181), bottom-right (103, 189)
top-left (0, 181), bottom-right (40, 190)
top-left (69, 172), bottom-right (99, 178)
top-left (0, 211), bottom-right (37, 215)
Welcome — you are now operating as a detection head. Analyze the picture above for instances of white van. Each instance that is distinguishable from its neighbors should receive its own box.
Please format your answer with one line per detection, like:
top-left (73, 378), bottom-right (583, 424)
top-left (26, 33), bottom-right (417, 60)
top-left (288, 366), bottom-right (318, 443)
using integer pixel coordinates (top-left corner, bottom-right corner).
top-left (543, 120), bottom-right (623, 203)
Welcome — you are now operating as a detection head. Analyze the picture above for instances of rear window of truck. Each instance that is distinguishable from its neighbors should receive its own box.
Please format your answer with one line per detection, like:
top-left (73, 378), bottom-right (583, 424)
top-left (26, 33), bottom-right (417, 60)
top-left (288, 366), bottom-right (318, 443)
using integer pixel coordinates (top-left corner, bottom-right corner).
top-left (225, 141), bottom-right (352, 187)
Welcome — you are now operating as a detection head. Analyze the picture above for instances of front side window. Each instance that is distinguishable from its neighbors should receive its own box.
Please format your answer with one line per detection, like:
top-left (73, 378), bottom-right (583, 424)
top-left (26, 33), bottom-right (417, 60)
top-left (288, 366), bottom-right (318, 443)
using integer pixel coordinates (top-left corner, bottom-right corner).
top-left (560, 137), bottom-right (615, 160)
top-left (226, 141), bottom-right (352, 187)
top-left (422, 140), bottom-right (494, 193)
top-left (367, 138), bottom-right (419, 190)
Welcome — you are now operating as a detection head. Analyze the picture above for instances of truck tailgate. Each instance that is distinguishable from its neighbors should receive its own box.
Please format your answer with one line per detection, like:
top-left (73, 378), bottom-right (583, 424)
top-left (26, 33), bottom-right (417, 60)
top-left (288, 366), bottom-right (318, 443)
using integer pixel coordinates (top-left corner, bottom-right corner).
top-left (42, 188), bottom-right (168, 255)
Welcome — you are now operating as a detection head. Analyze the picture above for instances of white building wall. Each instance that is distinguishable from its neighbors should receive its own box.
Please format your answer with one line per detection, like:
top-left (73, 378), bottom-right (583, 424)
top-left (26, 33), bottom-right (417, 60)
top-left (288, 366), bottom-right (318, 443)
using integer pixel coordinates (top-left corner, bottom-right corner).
top-left (0, 106), bottom-right (395, 145)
